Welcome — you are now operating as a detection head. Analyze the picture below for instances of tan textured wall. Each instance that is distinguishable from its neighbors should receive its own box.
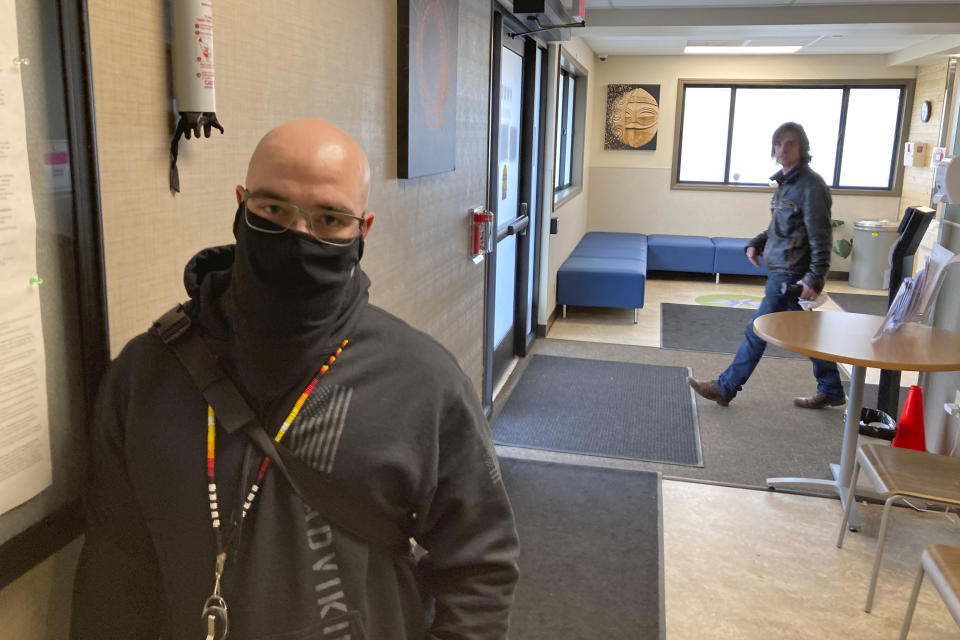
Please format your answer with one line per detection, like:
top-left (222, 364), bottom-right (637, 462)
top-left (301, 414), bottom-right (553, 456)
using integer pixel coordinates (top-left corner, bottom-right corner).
top-left (88, 0), bottom-right (492, 385)
top-left (0, 538), bottom-right (82, 640)
top-left (899, 61), bottom-right (947, 214)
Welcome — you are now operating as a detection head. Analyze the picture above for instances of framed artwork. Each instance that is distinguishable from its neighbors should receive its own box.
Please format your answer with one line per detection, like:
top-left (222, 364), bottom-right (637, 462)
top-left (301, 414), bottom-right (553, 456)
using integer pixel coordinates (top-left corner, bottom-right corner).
top-left (397, 0), bottom-right (459, 178)
top-left (604, 84), bottom-right (660, 151)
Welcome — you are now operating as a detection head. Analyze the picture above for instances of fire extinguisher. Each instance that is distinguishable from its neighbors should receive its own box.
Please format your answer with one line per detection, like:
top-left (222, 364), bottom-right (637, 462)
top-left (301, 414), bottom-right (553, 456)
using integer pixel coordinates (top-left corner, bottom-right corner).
top-left (169, 0), bottom-right (224, 192)
top-left (471, 207), bottom-right (494, 262)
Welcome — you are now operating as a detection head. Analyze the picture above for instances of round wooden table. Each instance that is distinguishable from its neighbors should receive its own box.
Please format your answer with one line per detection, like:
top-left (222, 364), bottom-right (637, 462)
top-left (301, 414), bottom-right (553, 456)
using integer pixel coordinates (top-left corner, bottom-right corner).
top-left (753, 311), bottom-right (960, 528)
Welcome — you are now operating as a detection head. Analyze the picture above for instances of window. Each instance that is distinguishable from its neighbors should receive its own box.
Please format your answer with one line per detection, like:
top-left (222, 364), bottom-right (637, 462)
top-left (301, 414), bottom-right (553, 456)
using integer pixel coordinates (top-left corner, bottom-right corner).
top-left (554, 68), bottom-right (576, 190)
top-left (674, 81), bottom-right (911, 192)
top-left (552, 51), bottom-right (586, 203)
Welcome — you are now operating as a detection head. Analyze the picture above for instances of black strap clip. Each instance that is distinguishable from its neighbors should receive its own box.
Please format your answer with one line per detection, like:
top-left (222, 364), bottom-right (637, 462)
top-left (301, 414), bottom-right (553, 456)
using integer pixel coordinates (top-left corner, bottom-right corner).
top-left (152, 303), bottom-right (192, 345)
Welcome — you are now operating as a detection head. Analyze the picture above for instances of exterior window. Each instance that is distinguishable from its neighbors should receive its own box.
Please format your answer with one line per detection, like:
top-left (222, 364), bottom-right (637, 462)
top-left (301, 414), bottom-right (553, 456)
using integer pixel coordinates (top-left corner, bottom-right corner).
top-left (554, 68), bottom-right (576, 190)
top-left (675, 82), bottom-right (908, 191)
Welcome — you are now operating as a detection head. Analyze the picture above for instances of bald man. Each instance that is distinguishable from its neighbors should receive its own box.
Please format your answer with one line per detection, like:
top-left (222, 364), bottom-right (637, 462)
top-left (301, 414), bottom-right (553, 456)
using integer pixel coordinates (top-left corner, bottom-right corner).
top-left (72, 119), bottom-right (520, 639)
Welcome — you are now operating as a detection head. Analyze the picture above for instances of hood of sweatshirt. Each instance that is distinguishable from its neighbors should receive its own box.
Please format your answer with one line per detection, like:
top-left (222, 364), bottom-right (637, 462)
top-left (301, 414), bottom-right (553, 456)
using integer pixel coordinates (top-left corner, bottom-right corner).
top-left (181, 233), bottom-right (370, 414)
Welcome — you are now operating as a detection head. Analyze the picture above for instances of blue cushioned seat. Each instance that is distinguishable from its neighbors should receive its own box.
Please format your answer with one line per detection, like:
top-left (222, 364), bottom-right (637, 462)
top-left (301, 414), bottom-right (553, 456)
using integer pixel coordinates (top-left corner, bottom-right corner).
top-left (711, 237), bottom-right (770, 277)
top-left (556, 232), bottom-right (768, 325)
top-left (557, 256), bottom-right (647, 310)
top-left (572, 232), bottom-right (648, 259)
top-left (557, 233), bottom-right (647, 320)
top-left (646, 234), bottom-right (715, 273)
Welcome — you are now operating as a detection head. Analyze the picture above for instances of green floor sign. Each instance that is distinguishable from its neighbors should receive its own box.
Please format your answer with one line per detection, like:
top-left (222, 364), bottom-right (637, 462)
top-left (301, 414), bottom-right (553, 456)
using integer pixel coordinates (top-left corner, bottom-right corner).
top-left (694, 294), bottom-right (762, 309)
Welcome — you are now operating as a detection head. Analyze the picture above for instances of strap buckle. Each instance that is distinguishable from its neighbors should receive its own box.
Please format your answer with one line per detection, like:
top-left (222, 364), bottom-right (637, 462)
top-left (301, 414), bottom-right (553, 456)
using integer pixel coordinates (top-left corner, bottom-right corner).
top-left (153, 304), bottom-right (192, 344)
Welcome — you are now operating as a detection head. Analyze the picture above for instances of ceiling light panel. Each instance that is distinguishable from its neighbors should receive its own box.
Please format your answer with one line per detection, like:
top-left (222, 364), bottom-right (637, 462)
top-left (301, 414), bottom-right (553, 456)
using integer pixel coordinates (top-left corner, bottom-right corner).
top-left (683, 45), bottom-right (803, 54)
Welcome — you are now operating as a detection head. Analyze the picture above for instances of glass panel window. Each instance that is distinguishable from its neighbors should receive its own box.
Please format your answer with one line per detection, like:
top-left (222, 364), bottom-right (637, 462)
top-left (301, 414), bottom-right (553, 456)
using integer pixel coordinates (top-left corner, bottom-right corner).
top-left (553, 54), bottom-right (586, 202)
top-left (728, 88), bottom-right (842, 184)
top-left (555, 70), bottom-right (575, 190)
top-left (674, 82), bottom-right (907, 192)
top-left (678, 87), bottom-right (731, 182)
top-left (839, 88), bottom-right (902, 188)
top-left (563, 74), bottom-right (574, 187)
top-left (554, 71), bottom-right (565, 188)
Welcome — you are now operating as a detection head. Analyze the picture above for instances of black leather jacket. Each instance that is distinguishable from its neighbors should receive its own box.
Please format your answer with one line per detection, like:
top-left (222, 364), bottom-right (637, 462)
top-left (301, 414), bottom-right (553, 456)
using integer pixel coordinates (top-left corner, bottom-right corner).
top-left (747, 163), bottom-right (833, 292)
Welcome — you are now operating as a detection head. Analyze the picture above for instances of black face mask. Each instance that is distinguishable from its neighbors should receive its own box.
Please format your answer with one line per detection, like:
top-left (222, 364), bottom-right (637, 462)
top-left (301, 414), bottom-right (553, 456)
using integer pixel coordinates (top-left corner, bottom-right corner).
top-left (232, 205), bottom-right (364, 296)
top-left (224, 205), bottom-right (370, 403)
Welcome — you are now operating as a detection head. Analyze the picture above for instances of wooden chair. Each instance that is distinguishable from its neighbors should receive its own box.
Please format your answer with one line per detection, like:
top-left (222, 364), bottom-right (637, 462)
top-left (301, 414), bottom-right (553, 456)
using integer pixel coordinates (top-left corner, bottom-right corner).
top-left (835, 443), bottom-right (960, 613)
top-left (899, 544), bottom-right (960, 638)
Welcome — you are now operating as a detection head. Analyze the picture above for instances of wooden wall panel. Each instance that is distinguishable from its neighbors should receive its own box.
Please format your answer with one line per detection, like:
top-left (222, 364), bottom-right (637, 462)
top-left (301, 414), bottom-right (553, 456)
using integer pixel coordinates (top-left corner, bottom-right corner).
top-left (899, 61), bottom-right (948, 214)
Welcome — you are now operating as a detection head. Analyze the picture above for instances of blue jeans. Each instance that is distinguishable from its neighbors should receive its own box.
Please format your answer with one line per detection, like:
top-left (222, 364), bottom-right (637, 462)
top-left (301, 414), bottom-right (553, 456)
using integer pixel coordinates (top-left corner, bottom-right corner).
top-left (715, 272), bottom-right (844, 400)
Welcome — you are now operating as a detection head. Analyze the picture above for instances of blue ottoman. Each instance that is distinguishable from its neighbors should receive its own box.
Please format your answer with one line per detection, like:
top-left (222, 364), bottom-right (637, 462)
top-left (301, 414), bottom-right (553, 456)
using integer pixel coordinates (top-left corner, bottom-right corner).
top-left (646, 234), bottom-right (715, 273)
top-left (572, 232), bottom-right (648, 259)
top-left (712, 237), bottom-right (769, 281)
top-left (557, 232), bottom-right (647, 322)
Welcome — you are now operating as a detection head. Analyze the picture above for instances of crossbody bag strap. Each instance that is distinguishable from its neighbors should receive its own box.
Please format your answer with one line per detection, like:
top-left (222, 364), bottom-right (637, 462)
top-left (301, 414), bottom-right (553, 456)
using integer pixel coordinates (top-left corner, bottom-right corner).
top-left (151, 303), bottom-right (412, 556)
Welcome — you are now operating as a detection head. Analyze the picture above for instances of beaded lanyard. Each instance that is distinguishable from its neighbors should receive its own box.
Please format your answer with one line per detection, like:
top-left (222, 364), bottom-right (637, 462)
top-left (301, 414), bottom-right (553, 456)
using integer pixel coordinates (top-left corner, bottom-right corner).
top-left (202, 339), bottom-right (349, 640)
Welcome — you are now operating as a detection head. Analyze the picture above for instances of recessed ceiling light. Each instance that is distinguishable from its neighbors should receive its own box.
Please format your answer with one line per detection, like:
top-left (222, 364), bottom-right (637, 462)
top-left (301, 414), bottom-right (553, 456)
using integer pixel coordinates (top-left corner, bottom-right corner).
top-left (683, 45), bottom-right (803, 55)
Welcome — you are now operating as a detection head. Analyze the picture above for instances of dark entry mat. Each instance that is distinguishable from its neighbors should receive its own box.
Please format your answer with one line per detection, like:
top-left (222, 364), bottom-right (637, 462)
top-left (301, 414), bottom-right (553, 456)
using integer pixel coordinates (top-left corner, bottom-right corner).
top-left (660, 303), bottom-right (803, 359)
top-left (829, 292), bottom-right (888, 316)
top-left (492, 354), bottom-right (702, 466)
top-left (500, 339), bottom-right (850, 492)
top-left (499, 457), bottom-right (664, 639)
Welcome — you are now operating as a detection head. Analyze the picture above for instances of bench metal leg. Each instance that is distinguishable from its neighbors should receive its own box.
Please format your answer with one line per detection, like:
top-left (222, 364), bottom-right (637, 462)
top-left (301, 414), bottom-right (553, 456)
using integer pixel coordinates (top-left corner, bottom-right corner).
top-left (634, 308), bottom-right (638, 324)
top-left (715, 273), bottom-right (719, 284)
top-left (562, 304), bottom-right (566, 319)
top-left (899, 563), bottom-right (926, 639)
top-left (865, 494), bottom-right (900, 613)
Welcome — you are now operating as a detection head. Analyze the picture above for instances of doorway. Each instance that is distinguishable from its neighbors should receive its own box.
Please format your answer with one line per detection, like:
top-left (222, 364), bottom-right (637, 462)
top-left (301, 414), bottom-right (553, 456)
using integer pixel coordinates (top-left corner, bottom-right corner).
top-left (483, 9), bottom-right (547, 409)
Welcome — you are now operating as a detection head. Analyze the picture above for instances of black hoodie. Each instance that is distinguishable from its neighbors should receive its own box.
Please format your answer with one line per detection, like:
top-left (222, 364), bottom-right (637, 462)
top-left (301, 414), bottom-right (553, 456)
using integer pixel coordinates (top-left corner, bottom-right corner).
top-left (71, 244), bottom-right (520, 639)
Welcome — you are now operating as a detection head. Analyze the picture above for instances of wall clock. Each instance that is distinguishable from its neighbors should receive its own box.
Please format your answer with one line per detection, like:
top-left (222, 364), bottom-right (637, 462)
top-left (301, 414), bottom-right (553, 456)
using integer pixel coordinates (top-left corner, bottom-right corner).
top-left (920, 100), bottom-right (932, 123)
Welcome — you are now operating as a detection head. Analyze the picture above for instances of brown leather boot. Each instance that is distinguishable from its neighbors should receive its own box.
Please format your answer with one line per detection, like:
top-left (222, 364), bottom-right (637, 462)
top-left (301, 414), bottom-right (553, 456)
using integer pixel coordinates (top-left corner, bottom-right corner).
top-left (687, 376), bottom-right (731, 407)
top-left (793, 392), bottom-right (846, 409)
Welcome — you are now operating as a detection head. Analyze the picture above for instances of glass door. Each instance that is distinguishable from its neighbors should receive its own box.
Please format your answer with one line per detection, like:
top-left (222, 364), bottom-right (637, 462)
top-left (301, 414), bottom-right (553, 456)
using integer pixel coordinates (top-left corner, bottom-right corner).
top-left (483, 10), bottom-right (545, 409)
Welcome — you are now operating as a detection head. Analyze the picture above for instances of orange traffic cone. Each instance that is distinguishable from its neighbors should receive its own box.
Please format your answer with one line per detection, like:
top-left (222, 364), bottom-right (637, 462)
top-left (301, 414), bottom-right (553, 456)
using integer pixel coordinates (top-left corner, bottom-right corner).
top-left (892, 385), bottom-right (926, 451)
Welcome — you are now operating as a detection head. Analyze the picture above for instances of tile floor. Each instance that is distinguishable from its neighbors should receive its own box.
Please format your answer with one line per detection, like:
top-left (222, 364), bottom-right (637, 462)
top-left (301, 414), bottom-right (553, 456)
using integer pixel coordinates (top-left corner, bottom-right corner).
top-left (496, 274), bottom-right (958, 639)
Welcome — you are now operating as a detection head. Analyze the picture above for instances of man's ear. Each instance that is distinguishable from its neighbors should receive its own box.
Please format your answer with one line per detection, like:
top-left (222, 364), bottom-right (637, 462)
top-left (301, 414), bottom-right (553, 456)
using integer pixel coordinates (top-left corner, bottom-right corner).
top-left (361, 211), bottom-right (375, 240)
top-left (235, 185), bottom-right (245, 205)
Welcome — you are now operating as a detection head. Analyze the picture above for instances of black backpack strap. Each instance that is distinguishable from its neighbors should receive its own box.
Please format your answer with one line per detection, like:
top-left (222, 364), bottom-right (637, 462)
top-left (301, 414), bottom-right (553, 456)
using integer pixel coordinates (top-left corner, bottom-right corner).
top-left (151, 304), bottom-right (412, 556)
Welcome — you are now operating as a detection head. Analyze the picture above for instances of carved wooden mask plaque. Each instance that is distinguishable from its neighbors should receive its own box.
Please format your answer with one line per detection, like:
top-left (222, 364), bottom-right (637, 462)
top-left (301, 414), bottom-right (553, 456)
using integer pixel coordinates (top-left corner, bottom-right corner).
top-left (605, 84), bottom-right (660, 150)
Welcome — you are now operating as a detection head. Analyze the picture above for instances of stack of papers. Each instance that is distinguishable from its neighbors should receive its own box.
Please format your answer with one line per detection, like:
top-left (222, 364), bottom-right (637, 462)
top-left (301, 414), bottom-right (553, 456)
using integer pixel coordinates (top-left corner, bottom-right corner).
top-left (874, 243), bottom-right (960, 339)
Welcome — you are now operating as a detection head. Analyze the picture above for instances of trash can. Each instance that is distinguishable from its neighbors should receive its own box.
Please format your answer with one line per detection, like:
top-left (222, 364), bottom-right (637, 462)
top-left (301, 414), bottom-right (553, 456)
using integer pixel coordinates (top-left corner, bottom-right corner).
top-left (859, 407), bottom-right (896, 440)
top-left (849, 219), bottom-right (900, 290)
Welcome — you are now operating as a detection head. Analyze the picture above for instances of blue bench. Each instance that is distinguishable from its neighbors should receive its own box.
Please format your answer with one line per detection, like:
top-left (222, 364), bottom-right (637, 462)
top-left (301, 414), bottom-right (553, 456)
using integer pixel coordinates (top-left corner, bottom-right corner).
top-left (556, 232), bottom-right (647, 323)
top-left (647, 234), bottom-right (715, 273)
top-left (712, 236), bottom-right (770, 279)
top-left (557, 233), bottom-right (766, 323)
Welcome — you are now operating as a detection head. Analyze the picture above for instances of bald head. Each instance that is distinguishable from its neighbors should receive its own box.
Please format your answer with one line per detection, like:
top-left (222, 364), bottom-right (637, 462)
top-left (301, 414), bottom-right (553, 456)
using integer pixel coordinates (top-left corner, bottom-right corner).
top-left (237, 119), bottom-right (375, 237)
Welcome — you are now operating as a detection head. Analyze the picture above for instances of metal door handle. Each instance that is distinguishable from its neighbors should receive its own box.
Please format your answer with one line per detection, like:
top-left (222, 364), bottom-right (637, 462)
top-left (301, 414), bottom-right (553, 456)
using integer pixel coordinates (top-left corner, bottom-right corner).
top-left (497, 215), bottom-right (529, 241)
top-left (508, 216), bottom-right (530, 235)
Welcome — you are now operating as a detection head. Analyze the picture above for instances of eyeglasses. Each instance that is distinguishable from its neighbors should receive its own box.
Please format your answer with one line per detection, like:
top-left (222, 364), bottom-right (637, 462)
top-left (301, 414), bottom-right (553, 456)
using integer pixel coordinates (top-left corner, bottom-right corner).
top-left (242, 190), bottom-right (364, 246)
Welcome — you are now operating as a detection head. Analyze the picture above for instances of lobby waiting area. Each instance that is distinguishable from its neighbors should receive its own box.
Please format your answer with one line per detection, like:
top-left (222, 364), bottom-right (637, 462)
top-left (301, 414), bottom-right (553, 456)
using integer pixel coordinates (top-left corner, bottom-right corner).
top-left (493, 275), bottom-right (960, 639)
